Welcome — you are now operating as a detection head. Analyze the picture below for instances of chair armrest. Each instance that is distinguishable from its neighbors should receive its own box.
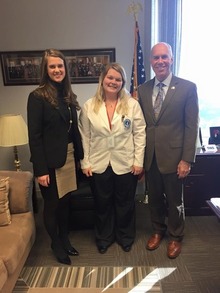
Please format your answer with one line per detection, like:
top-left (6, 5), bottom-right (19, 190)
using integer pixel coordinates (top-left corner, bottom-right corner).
top-left (0, 170), bottom-right (33, 214)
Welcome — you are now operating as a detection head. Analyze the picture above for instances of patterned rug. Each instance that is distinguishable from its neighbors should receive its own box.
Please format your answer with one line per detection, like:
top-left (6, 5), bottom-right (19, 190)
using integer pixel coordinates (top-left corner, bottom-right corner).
top-left (13, 266), bottom-right (162, 292)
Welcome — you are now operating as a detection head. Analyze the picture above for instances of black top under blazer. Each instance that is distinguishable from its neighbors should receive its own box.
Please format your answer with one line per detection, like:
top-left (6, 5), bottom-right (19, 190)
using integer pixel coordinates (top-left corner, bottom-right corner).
top-left (27, 92), bottom-right (84, 177)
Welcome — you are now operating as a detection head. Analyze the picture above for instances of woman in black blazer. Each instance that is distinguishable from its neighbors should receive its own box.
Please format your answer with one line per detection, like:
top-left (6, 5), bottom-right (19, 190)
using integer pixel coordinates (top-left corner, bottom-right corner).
top-left (27, 49), bottom-right (83, 265)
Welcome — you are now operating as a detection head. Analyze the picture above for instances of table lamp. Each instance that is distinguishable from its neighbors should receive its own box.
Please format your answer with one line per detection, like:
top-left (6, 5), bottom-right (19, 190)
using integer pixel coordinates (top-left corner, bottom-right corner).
top-left (0, 114), bottom-right (28, 171)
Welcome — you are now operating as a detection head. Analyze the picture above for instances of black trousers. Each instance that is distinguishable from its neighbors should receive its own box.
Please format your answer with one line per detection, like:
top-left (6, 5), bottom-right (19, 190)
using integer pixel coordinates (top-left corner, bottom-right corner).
top-left (39, 168), bottom-right (71, 243)
top-left (90, 166), bottom-right (138, 247)
top-left (147, 156), bottom-right (185, 241)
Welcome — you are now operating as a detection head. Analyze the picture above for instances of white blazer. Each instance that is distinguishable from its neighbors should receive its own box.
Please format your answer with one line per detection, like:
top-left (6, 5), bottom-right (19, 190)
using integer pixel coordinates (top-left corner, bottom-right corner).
top-left (79, 95), bottom-right (146, 175)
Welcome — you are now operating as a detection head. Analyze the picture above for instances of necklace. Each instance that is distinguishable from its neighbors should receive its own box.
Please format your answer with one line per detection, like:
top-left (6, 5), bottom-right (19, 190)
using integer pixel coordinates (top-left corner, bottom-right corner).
top-left (67, 106), bottom-right (73, 132)
top-left (105, 99), bottom-right (118, 129)
top-left (106, 103), bottom-right (115, 108)
top-left (105, 99), bottom-right (118, 108)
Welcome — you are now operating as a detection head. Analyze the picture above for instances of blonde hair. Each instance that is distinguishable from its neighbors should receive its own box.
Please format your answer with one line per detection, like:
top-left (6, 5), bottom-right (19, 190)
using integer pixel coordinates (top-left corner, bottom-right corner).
top-left (93, 62), bottom-right (130, 115)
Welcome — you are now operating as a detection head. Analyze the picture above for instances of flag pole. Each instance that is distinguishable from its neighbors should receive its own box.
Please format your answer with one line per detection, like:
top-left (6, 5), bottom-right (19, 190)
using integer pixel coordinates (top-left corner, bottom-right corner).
top-left (128, 1), bottom-right (145, 100)
top-left (133, 21), bottom-right (138, 99)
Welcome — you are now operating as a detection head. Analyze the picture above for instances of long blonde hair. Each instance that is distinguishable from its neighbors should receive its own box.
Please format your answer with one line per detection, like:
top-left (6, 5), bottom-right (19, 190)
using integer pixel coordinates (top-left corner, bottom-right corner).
top-left (93, 62), bottom-right (130, 115)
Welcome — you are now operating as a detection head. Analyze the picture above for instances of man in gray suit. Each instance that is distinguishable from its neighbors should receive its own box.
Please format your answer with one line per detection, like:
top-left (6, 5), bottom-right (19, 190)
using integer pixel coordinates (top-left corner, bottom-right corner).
top-left (138, 42), bottom-right (199, 258)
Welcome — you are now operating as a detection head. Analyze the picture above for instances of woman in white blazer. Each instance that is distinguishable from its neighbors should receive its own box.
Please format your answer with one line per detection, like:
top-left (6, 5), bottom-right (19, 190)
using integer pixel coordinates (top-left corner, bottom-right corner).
top-left (79, 63), bottom-right (146, 254)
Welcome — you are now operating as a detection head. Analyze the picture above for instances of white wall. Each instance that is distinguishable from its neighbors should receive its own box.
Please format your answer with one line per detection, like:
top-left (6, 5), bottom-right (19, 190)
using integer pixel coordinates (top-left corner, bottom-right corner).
top-left (0, 0), bottom-right (149, 172)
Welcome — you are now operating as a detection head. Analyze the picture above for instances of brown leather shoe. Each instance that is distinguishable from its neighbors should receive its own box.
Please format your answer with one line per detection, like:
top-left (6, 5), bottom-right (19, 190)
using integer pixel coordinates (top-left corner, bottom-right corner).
top-left (167, 241), bottom-right (181, 259)
top-left (146, 233), bottom-right (163, 250)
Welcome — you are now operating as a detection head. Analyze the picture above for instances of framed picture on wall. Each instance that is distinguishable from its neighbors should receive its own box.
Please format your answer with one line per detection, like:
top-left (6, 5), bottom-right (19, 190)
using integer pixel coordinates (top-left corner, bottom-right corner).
top-left (0, 48), bottom-right (116, 86)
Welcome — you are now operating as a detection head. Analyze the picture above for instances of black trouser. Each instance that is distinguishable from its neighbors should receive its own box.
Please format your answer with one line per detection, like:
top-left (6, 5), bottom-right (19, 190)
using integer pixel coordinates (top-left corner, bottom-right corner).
top-left (147, 156), bottom-right (185, 241)
top-left (90, 166), bottom-right (138, 247)
top-left (39, 169), bottom-right (71, 244)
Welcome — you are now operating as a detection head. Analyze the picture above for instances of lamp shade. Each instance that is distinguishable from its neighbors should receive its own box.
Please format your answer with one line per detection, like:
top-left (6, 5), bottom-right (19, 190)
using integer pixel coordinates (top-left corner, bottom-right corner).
top-left (0, 114), bottom-right (28, 147)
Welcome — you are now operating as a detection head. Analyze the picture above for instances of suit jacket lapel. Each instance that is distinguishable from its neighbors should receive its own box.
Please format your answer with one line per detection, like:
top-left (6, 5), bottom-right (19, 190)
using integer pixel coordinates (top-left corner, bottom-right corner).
top-left (146, 79), bottom-right (157, 122)
top-left (56, 105), bottom-right (67, 124)
top-left (99, 103), bottom-right (111, 129)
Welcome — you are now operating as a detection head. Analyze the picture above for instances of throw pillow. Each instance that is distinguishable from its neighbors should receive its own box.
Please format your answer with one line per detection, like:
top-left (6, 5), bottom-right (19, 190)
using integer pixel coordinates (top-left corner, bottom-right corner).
top-left (0, 177), bottom-right (11, 226)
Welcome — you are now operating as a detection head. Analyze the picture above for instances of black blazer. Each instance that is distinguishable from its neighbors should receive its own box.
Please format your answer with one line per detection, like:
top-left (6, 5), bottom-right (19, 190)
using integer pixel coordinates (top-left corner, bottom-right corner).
top-left (27, 92), bottom-right (84, 177)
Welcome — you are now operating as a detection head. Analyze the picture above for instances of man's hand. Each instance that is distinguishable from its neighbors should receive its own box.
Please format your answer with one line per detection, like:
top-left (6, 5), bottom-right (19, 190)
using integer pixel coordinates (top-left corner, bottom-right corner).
top-left (177, 160), bottom-right (191, 179)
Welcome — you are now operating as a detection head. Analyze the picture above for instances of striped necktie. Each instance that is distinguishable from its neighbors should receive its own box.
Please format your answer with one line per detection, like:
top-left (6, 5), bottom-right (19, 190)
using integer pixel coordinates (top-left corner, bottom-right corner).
top-left (154, 82), bottom-right (164, 119)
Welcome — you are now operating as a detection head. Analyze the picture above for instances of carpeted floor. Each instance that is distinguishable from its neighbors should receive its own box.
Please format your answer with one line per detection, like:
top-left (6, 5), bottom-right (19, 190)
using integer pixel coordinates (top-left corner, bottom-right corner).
top-left (13, 266), bottom-right (161, 292)
top-left (14, 288), bottom-right (158, 293)
top-left (12, 197), bottom-right (220, 293)
top-left (14, 288), bottom-right (154, 293)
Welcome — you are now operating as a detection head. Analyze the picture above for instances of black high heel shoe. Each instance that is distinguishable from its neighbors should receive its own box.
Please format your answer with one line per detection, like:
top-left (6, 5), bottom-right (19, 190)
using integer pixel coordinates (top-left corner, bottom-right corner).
top-left (51, 242), bottom-right (71, 265)
top-left (60, 236), bottom-right (79, 256)
top-left (65, 246), bottom-right (79, 256)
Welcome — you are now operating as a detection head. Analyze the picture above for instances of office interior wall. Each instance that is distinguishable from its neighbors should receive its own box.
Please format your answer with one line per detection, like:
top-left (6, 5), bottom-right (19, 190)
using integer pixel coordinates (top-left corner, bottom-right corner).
top-left (0, 0), bottom-right (150, 171)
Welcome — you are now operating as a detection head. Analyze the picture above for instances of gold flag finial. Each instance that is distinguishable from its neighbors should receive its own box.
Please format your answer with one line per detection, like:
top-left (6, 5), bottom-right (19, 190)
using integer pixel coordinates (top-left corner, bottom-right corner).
top-left (128, 1), bottom-right (142, 21)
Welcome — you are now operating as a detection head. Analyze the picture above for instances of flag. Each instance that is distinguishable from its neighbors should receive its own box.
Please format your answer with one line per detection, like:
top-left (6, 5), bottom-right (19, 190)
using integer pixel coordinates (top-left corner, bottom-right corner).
top-left (130, 20), bottom-right (146, 99)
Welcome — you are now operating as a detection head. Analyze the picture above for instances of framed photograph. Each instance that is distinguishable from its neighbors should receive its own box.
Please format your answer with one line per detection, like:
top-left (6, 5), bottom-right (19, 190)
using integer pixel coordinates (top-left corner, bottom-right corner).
top-left (208, 126), bottom-right (220, 145)
top-left (0, 48), bottom-right (116, 86)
